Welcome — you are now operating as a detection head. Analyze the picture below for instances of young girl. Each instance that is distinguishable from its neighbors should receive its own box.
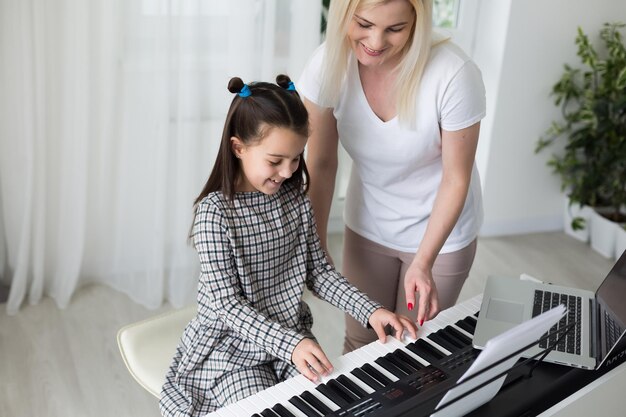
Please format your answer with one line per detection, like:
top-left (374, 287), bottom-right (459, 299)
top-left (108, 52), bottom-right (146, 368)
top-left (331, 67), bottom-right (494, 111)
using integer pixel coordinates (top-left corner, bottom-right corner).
top-left (159, 75), bottom-right (417, 417)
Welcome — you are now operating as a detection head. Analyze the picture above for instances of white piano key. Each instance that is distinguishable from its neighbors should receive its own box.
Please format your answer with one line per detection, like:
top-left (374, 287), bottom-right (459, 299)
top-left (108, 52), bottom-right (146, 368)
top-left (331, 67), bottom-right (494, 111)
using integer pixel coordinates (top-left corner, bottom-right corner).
top-left (237, 392), bottom-right (277, 416)
top-left (219, 401), bottom-right (251, 417)
top-left (289, 377), bottom-right (341, 412)
top-left (261, 385), bottom-right (308, 417)
top-left (451, 323), bottom-right (474, 339)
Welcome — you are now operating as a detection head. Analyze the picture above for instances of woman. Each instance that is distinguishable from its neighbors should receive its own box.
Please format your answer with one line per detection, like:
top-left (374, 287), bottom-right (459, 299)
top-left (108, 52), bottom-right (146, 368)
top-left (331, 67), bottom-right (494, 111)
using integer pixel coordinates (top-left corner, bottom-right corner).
top-left (297, 0), bottom-right (486, 352)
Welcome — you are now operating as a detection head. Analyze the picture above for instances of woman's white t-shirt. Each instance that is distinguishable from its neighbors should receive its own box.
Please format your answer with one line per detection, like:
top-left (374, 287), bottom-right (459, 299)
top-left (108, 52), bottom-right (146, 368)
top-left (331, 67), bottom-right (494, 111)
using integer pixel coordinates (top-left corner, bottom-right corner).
top-left (297, 41), bottom-right (486, 253)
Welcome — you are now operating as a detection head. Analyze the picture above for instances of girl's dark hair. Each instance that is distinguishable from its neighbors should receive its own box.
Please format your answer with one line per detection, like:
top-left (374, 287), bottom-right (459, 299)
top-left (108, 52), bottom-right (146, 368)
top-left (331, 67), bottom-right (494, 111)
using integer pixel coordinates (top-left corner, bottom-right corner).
top-left (193, 74), bottom-right (310, 206)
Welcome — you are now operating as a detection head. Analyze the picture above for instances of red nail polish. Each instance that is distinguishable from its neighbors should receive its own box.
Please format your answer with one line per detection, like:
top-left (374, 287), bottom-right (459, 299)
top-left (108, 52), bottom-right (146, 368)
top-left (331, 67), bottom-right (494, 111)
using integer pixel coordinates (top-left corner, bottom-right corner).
top-left (420, 319), bottom-right (424, 326)
top-left (408, 302), bottom-right (413, 311)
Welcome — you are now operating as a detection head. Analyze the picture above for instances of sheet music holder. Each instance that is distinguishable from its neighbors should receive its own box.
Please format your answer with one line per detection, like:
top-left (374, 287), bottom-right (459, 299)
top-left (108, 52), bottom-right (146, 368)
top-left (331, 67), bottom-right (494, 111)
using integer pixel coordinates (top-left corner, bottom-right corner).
top-left (430, 304), bottom-right (567, 417)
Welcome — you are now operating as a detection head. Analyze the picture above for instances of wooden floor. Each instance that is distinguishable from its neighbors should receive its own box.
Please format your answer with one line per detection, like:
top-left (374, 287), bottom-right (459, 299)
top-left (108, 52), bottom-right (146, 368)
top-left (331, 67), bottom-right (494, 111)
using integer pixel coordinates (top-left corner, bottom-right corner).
top-left (0, 232), bottom-right (616, 417)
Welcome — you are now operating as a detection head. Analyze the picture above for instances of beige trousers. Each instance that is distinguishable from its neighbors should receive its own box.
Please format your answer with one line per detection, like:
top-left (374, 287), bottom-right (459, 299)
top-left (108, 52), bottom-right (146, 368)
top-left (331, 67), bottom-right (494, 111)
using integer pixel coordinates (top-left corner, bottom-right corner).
top-left (341, 227), bottom-right (477, 353)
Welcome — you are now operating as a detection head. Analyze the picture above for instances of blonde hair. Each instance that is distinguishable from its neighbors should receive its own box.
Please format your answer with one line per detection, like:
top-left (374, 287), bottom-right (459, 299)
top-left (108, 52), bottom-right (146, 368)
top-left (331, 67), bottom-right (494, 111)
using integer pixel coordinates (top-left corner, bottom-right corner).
top-left (320, 0), bottom-right (445, 127)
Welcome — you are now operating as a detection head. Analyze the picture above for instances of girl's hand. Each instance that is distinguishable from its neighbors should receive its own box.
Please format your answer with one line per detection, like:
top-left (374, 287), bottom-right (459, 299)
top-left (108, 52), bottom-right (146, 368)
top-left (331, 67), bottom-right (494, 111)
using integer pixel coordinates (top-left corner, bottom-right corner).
top-left (404, 262), bottom-right (440, 326)
top-left (292, 338), bottom-right (333, 382)
top-left (368, 309), bottom-right (418, 343)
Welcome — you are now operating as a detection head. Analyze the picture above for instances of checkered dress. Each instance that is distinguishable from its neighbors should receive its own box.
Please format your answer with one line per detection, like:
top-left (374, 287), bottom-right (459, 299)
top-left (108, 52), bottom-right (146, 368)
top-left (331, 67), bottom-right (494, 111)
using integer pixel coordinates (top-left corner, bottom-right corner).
top-left (159, 183), bottom-right (382, 417)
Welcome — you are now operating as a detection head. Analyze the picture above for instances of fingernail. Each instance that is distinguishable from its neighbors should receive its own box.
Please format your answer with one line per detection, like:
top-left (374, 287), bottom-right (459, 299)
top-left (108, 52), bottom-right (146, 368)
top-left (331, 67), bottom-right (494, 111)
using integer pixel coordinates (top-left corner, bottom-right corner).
top-left (420, 319), bottom-right (424, 326)
top-left (408, 302), bottom-right (413, 311)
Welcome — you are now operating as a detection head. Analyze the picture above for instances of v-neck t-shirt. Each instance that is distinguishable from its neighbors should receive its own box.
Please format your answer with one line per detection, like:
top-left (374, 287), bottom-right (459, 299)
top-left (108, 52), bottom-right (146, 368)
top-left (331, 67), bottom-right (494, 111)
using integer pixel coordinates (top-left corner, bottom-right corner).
top-left (297, 41), bottom-right (486, 253)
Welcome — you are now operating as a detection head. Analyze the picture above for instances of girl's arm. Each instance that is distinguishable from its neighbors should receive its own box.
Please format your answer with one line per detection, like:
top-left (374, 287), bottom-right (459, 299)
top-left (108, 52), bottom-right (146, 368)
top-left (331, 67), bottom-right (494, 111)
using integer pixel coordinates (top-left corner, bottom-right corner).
top-left (194, 202), bottom-right (304, 363)
top-left (303, 98), bottom-right (339, 255)
top-left (403, 122), bottom-right (481, 326)
top-left (303, 198), bottom-right (382, 325)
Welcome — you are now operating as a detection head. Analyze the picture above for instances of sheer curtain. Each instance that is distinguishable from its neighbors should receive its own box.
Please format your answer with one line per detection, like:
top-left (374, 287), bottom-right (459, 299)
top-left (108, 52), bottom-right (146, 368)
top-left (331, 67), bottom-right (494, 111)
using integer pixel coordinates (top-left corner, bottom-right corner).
top-left (0, 0), bottom-right (322, 315)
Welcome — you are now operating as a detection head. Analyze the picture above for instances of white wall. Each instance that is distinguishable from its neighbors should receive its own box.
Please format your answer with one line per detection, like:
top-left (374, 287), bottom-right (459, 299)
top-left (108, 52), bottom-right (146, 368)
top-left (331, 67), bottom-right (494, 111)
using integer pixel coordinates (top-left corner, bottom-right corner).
top-left (475, 0), bottom-right (626, 236)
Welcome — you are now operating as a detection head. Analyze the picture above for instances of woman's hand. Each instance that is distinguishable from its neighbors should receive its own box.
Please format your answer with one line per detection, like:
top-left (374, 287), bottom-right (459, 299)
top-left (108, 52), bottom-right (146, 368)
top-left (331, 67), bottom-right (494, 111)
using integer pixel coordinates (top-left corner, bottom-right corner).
top-left (368, 308), bottom-right (417, 342)
top-left (404, 261), bottom-right (440, 326)
top-left (292, 338), bottom-right (333, 382)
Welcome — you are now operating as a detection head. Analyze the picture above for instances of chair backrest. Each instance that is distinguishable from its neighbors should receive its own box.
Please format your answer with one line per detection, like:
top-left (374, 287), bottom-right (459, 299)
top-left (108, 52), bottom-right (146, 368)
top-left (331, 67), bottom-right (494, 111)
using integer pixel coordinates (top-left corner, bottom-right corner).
top-left (117, 305), bottom-right (196, 398)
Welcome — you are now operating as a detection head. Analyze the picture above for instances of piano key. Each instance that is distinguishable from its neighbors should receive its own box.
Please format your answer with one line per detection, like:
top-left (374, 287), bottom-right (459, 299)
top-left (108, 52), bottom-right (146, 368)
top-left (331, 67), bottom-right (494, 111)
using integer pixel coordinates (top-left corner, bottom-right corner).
top-left (375, 336), bottom-right (431, 368)
top-left (300, 390), bottom-right (336, 415)
top-left (260, 408), bottom-right (280, 417)
top-left (355, 345), bottom-right (400, 383)
top-left (361, 363), bottom-right (394, 386)
top-left (327, 378), bottom-right (360, 402)
top-left (394, 349), bottom-right (425, 370)
top-left (351, 367), bottom-right (385, 390)
top-left (375, 355), bottom-right (408, 378)
top-left (316, 382), bottom-right (351, 408)
top-left (280, 378), bottom-right (339, 414)
top-left (288, 396), bottom-right (322, 417)
top-left (333, 356), bottom-right (376, 394)
top-left (336, 374), bottom-right (368, 398)
top-left (272, 403), bottom-right (297, 417)
top-left (257, 385), bottom-right (308, 417)
top-left (383, 352), bottom-right (416, 374)
top-left (445, 325), bottom-right (472, 346)
top-left (428, 331), bottom-right (461, 353)
top-left (406, 339), bottom-right (444, 364)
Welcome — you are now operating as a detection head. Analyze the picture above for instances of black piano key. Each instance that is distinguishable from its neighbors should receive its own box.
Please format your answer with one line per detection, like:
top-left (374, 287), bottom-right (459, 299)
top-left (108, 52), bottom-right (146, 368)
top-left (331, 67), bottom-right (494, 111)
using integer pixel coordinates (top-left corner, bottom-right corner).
top-left (336, 374), bottom-right (368, 398)
top-left (272, 403), bottom-right (296, 417)
top-left (300, 391), bottom-right (333, 416)
top-left (361, 363), bottom-right (393, 386)
top-left (455, 318), bottom-right (475, 334)
top-left (406, 339), bottom-right (445, 364)
top-left (253, 414), bottom-right (263, 417)
top-left (428, 331), bottom-right (460, 353)
top-left (351, 367), bottom-right (385, 390)
top-left (394, 349), bottom-right (425, 371)
top-left (375, 356), bottom-right (408, 378)
top-left (327, 379), bottom-right (359, 403)
top-left (437, 329), bottom-right (466, 351)
top-left (289, 396), bottom-right (322, 417)
top-left (445, 325), bottom-right (472, 346)
top-left (261, 409), bottom-right (280, 417)
top-left (316, 383), bottom-right (350, 408)
top-left (384, 352), bottom-right (415, 375)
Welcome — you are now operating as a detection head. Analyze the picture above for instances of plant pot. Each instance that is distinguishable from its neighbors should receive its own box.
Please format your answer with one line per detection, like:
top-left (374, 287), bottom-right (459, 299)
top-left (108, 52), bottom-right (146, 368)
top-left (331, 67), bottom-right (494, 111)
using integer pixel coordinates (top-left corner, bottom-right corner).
top-left (563, 200), bottom-right (592, 242)
top-left (615, 224), bottom-right (626, 260)
top-left (590, 208), bottom-right (617, 259)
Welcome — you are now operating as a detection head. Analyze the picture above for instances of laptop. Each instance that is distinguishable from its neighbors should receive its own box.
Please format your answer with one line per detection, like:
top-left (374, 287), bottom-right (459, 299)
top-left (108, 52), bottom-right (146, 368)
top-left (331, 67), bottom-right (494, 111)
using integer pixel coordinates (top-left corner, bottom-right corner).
top-left (473, 250), bottom-right (626, 370)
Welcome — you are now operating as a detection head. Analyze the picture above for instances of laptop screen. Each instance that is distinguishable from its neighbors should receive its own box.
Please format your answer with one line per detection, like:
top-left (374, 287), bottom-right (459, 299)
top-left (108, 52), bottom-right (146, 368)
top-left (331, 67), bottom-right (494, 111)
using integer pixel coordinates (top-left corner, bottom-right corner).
top-left (596, 250), bottom-right (626, 361)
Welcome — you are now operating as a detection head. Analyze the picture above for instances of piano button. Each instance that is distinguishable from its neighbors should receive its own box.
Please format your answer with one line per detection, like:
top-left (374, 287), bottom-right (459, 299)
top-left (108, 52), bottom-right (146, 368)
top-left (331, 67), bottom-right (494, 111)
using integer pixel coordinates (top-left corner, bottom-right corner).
top-left (361, 363), bottom-right (394, 386)
top-left (394, 349), bottom-right (425, 371)
top-left (428, 332), bottom-right (459, 353)
top-left (289, 396), bottom-right (322, 417)
top-left (316, 383), bottom-right (351, 408)
top-left (300, 390), bottom-right (336, 415)
top-left (445, 325), bottom-right (472, 346)
top-left (336, 374), bottom-right (368, 398)
top-left (384, 352), bottom-right (415, 374)
top-left (351, 367), bottom-right (385, 390)
top-left (272, 403), bottom-right (297, 417)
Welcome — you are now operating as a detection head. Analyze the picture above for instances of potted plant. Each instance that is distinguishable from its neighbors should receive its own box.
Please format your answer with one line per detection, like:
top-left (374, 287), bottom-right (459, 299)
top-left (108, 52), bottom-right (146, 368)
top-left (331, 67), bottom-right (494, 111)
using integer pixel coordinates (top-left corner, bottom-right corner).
top-left (536, 22), bottom-right (626, 257)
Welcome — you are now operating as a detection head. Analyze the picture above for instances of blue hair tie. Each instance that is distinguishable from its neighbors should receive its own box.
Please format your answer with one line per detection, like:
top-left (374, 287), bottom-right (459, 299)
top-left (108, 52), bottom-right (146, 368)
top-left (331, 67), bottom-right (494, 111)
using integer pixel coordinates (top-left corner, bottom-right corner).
top-left (238, 84), bottom-right (251, 98)
top-left (286, 81), bottom-right (296, 91)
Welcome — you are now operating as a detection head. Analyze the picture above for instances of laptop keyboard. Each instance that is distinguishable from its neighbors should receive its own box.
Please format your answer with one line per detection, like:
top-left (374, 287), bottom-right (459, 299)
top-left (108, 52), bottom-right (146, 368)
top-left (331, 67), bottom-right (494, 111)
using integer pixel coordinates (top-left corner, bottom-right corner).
top-left (533, 290), bottom-right (582, 354)
top-left (605, 311), bottom-right (623, 349)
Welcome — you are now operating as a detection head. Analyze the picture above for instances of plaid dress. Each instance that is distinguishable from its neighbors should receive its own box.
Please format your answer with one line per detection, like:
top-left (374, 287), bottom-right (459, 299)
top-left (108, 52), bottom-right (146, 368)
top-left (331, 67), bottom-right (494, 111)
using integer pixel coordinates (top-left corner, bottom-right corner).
top-left (159, 183), bottom-right (381, 417)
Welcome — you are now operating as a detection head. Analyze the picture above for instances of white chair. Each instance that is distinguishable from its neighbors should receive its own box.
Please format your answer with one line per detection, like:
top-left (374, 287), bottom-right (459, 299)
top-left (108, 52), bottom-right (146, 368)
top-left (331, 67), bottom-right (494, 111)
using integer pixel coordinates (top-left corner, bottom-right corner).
top-left (117, 305), bottom-right (196, 398)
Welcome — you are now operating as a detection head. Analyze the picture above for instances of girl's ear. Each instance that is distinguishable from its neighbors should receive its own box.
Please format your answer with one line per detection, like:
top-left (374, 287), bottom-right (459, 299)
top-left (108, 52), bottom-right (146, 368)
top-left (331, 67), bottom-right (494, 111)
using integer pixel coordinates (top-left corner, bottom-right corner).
top-left (230, 136), bottom-right (245, 158)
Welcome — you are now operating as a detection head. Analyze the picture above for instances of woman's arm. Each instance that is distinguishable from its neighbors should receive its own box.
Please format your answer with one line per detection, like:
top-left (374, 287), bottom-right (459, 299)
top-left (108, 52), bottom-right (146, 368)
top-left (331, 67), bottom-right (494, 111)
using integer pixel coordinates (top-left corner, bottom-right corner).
top-left (304, 98), bottom-right (339, 254)
top-left (404, 122), bottom-right (481, 326)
